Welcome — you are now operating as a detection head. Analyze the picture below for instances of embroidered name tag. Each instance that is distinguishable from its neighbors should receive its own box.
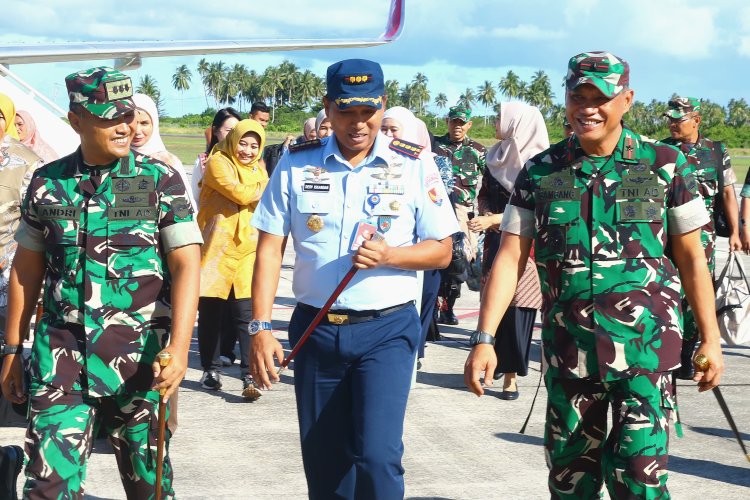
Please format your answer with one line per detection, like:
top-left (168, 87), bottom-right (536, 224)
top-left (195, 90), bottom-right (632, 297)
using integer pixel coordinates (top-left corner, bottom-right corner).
top-left (38, 205), bottom-right (81, 220)
top-left (108, 207), bottom-right (157, 220)
top-left (537, 188), bottom-right (581, 202)
top-left (303, 183), bottom-right (331, 192)
top-left (540, 175), bottom-right (575, 189)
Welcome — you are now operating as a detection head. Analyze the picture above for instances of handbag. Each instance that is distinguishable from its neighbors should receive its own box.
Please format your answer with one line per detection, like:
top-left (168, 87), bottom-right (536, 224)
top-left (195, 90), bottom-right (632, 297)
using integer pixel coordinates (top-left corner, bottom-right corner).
top-left (711, 141), bottom-right (731, 238)
top-left (714, 252), bottom-right (750, 345)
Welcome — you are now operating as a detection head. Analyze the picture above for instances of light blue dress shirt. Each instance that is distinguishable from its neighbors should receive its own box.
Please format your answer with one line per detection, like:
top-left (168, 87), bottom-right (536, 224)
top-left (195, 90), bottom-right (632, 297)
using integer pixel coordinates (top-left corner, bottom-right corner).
top-left (252, 133), bottom-right (459, 310)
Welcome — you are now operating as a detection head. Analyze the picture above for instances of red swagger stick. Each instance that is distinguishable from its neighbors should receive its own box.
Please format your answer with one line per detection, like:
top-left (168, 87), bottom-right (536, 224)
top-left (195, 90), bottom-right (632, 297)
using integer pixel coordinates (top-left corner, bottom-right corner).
top-left (277, 265), bottom-right (359, 377)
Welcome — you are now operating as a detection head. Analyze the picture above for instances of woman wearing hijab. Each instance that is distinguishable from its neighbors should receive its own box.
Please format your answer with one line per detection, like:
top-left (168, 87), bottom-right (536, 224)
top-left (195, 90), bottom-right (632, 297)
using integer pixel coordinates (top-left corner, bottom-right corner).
top-left (197, 119), bottom-right (268, 401)
top-left (468, 102), bottom-right (547, 400)
top-left (14, 110), bottom-right (59, 163)
top-left (314, 109), bottom-right (332, 139)
top-left (191, 107), bottom-right (242, 211)
top-left (131, 93), bottom-right (196, 208)
top-left (380, 107), bottom-right (447, 370)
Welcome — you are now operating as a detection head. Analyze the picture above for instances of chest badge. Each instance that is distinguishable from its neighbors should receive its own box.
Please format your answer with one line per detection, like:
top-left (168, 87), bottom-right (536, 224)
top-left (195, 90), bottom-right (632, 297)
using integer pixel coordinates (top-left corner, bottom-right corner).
top-left (307, 214), bottom-right (324, 233)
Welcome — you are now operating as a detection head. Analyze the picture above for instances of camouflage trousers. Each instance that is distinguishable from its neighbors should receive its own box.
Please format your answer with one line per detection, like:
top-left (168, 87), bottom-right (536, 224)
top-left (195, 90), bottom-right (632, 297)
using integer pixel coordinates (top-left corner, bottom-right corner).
top-left (544, 372), bottom-right (676, 500)
top-left (23, 383), bottom-right (174, 499)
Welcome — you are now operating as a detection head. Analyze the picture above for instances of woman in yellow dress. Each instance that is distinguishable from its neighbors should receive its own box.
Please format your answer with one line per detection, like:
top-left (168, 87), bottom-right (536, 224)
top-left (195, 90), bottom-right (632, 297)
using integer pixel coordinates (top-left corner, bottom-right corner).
top-left (196, 119), bottom-right (268, 400)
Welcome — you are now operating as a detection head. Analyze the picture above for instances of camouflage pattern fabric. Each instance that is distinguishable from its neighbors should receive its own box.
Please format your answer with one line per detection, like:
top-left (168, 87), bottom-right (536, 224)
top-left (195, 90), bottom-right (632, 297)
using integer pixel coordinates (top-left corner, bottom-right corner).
top-left (566, 52), bottom-right (629, 98)
top-left (434, 134), bottom-right (486, 206)
top-left (664, 97), bottom-right (701, 119)
top-left (24, 382), bottom-right (173, 499)
top-left (663, 135), bottom-right (735, 340)
top-left (19, 149), bottom-right (196, 397)
top-left (65, 66), bottom-right (135, 120)
top-left (506, 127), bottom-right (703, 381)
top-left (545, 372), bottom-right (676, 499)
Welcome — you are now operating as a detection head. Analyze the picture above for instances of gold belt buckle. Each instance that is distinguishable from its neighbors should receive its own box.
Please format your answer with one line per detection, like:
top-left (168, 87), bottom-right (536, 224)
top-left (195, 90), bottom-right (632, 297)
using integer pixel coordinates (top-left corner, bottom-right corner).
top-left (327, 313), bottom-right (349, 325)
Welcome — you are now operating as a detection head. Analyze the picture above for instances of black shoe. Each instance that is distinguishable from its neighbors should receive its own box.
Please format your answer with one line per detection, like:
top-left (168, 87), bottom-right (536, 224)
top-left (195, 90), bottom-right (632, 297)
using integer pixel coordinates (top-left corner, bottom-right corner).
top-left (438, 311), bottom-right (459, 326)
top-left (499, 390), bottom-right (519, 401)
top-left (493, 372), bottom-right (503, 381)
top-left (200, 370), bottom-right (222, 390)
top-left (0, 445), bottom-right (23, 500)
top-left (675, 364), bottom-right (695, 381)
top-left (242, 376), bottom-right (262, 401)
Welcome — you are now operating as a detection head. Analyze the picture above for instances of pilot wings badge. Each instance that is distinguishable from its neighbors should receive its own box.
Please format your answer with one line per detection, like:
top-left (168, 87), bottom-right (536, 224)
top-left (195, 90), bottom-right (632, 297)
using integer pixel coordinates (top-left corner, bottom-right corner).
top-left (370, 159), bottom-right (403, 181)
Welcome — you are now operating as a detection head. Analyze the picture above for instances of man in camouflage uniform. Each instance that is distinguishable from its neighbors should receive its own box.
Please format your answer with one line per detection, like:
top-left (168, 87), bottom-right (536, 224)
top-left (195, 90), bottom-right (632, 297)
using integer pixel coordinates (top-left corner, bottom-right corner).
top-left (465, 52), bottom-right (724, 499)
top-left (434, 104), bottom-right (486, 324)
top-left (661, 97), bottom-right (740, 380)
top-left (0, 67), bottom-right (202, 498)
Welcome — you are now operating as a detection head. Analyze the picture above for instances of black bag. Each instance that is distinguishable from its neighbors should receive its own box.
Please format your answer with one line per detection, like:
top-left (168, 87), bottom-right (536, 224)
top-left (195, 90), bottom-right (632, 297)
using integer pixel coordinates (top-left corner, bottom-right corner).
top-left (712, 141), bottom-right (731, 238)
top-left (445, 232), bottom-right (468, 280)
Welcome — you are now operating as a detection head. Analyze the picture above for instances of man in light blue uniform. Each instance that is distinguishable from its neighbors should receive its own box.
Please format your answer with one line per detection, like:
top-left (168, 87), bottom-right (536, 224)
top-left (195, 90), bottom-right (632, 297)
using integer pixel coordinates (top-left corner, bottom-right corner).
top-left (249, 59), bottom-right (458, 499)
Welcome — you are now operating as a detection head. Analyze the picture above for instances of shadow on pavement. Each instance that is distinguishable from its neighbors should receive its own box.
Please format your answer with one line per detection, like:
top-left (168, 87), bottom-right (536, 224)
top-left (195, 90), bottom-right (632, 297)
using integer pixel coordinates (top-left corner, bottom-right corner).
top-left (494, 431), bottom-right (544, 447)
top-left (669, 455), bottom-right (750, 487)
top-left (688, 425), bottom-right (750, 442)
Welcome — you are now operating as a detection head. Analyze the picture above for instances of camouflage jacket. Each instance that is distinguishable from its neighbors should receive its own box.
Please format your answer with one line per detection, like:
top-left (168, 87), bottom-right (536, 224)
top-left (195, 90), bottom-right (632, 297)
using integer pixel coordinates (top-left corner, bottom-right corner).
top-left (16, 149), bottom-right (202, 396)
top-left (501, 127), bottom-right (708, 381)
top-left (434, 134), bottom-right (486, 206)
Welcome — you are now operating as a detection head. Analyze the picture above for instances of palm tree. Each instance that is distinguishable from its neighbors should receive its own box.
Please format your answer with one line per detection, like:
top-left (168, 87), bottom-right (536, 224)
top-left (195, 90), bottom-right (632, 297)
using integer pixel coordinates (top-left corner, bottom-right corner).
top-left (261, 66), bottom-right (284, 122)
top-left (205, 61), bottom-right (227, 108)
top-left (240, 70), bottom-right (261, 110)
top-left (411, 73), bottom-right (429, 114)
top-left (434, 93), bottom-right (448, 113)
top-left (728, 98), bottom-right (749, 127)
top-left (279, 60), bottom-right (299, 107)
top-left (137, 75), bottom-right (163, 115)
top-left (498, 70), bottom-right (525, 100)
top-left (476, 80), bottom-right (496, 124)
top-left (298, 70), bottom-right (324, 110)
top-left (459, 88), bottom-right (475, 109)
top-left (197, 58), bottom-right (210, 108)
top-left (385, 80), bottom-right (401, 107)
top-left (171, 64), bottom-right (192, 115)
top-left (527, 70), bottom-right (554, 114)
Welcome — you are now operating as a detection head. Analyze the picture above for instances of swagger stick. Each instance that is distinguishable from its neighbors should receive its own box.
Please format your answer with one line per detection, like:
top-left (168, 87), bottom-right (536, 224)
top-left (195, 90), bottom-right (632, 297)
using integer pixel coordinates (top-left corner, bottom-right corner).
top-left (277, 265), bottom-right (359, 377)
top-left (694, 354), bottom-right (750, 463)
top-left (155, 351), bottom-right (173, 500)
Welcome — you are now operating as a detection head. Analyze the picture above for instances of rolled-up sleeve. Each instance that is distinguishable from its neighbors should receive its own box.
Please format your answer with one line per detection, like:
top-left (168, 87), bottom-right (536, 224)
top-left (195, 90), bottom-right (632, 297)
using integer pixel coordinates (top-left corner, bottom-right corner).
top-left (501, 205), bottom-right (535, 238)
top-left (251, 154), bottom-right (292, 236)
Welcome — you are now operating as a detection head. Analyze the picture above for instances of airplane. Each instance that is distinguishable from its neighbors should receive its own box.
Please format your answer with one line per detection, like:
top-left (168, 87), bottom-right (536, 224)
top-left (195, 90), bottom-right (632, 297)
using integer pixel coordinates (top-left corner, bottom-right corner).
top-left (0, 0), bottom-right (404, 157)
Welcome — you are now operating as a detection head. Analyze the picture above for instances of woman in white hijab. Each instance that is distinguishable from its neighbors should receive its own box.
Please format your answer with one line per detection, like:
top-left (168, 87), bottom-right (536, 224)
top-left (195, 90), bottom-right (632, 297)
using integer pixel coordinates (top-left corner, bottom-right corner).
top-left (131, 93), bottom-right (196, 208)
top-left (468, 102), bottom-right (548, 400)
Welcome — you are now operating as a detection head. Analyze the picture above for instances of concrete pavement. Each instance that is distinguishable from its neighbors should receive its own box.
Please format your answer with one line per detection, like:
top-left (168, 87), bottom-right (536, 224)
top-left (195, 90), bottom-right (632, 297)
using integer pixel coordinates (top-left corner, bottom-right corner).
top-left (2, 240), bottom-right (749, 499)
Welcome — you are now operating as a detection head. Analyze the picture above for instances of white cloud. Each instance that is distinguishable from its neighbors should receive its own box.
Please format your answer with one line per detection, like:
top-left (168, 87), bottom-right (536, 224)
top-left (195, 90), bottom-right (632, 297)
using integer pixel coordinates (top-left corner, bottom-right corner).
top-left (459, 24), bottom-right (565, 41)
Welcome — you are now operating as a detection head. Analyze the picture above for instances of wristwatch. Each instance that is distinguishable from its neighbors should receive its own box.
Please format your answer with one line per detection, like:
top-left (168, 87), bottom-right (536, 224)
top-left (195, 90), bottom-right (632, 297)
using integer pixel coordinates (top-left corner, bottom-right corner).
top-left (469, 330), bottom-right (495, 346)
top-left (248, 320), bottom-right (273, 336)
top-left (0, 344), bottom-right (22, 355)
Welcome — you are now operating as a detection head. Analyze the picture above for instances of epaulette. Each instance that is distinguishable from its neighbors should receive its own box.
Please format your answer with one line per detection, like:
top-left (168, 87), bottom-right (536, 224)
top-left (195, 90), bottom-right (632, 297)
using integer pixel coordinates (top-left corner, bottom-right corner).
top-left (288, 139), bottom-right (322, 153)
top-left (389, 139), bottom-right (424, 159)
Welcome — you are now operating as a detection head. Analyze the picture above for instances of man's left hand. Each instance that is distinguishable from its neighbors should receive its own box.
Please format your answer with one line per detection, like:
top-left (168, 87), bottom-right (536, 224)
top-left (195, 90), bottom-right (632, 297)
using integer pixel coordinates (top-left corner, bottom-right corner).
top-left (353, 238), bottom-right (391, 269)
top-left (151, 346), bottom-right (188, 402)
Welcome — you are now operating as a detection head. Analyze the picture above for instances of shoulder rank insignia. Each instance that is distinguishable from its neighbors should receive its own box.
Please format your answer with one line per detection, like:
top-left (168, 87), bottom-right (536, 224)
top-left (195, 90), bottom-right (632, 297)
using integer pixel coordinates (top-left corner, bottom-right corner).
top-left (389, 139), bottom-right (424, 159)
top-left (288, 139), bottom-right (322, 153)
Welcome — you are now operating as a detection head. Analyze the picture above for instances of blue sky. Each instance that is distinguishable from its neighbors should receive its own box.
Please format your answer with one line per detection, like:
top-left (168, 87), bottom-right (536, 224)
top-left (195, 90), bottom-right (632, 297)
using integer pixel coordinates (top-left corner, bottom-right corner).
top-left (3, 0), bottom-right (750, 118)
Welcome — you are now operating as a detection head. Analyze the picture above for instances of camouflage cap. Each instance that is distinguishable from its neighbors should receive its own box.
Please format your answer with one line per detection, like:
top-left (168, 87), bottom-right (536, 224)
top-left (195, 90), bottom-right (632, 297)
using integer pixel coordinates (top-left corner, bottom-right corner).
top-left (664, 96), bottom-right (701, 119)
top-left (448, 104), bottom-right (471, 121)
top-left (566, 52), bottom-right (629, 98)
top-left (65, 66), bottom-right (135, 119)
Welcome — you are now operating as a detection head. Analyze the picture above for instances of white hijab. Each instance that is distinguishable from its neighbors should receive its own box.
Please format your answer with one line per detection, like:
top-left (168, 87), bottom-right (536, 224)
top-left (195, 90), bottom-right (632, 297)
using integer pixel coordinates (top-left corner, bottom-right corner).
top-left (132, 93), bottom-right (168, 156)
top-left (382, 106), bottom-right (431, 153)
top-left (487, 102), bottom-right (549, 192)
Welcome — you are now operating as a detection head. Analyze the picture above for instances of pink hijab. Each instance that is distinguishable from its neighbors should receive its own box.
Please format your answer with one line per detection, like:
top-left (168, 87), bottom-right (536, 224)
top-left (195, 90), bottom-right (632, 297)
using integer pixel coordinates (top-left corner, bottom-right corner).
top-left (487, 102), bottom-right (549, 192)
top-left (15, 110), bottom-right (58, 162)
top-left (382, 106), bottom-right (431, 153)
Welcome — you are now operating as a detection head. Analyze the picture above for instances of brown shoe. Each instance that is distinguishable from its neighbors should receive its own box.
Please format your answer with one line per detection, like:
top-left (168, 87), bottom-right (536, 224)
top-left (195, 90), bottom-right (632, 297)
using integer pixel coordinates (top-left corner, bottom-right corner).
top-left (242, 377), bottom-right (262, 401)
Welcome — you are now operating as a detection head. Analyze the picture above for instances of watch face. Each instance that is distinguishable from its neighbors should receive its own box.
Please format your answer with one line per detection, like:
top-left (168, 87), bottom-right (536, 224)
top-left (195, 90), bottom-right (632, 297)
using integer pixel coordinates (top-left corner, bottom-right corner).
top-left (249, 321), bottom-right (261, 335)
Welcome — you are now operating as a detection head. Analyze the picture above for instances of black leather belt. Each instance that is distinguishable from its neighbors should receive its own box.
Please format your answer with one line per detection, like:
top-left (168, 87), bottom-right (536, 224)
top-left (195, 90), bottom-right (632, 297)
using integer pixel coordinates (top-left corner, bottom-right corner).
top-left (296, 301), bottom-right (413, 325)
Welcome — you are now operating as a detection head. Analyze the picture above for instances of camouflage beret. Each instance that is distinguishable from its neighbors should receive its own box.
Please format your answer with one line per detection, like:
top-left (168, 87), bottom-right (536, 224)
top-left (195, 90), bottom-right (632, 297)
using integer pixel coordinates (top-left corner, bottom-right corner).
top-left (448, 104), bottom-right (471, 121)
top-left (566, 52), bottom-right (629, 99)
top-left (664, 97), bottom-right (701, 119)
top-left (65, 66), bottom-right (135, 120)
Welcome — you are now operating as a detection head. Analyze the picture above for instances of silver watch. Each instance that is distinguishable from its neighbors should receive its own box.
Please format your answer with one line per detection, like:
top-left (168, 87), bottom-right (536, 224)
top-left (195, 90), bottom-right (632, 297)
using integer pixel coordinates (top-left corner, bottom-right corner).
top-left (248, 320), bottom-right (273, 336)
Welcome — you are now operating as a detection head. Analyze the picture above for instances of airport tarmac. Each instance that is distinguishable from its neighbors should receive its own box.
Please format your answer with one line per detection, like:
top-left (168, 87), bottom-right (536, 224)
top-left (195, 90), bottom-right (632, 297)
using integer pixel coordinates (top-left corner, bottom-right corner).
top-left (2, 239), bottom-right (749, 499)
